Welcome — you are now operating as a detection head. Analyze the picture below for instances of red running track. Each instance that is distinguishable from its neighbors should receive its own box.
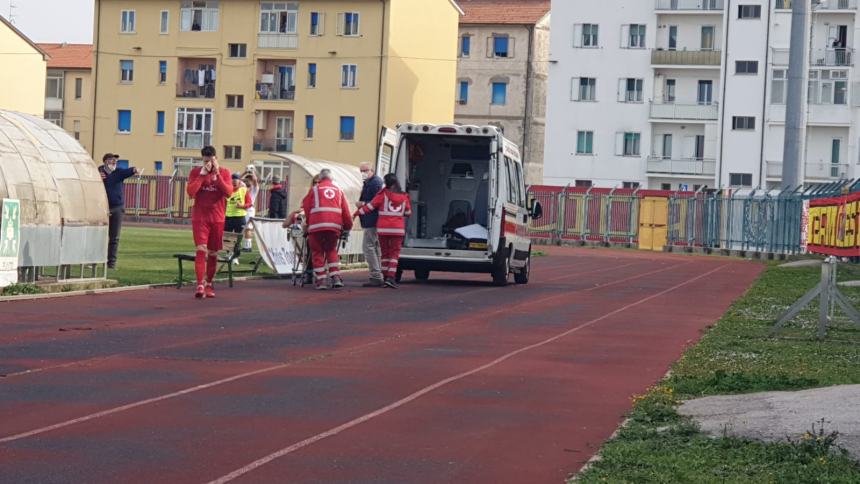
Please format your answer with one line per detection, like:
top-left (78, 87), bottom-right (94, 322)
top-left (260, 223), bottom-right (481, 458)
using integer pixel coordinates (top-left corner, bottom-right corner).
top-left (0, 247), bottom-right (763, 483)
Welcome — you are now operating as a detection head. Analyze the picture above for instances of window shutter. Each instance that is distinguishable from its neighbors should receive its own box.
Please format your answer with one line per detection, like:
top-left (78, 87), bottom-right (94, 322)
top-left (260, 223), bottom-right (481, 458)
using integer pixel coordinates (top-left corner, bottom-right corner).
top-left (336, 13), bottom-right (344, 35)
top-left (319, 13), bottom-right (325, 35)
top-left (354, 13), bottom-right (360, 35)
top-left (617, 78), bottom-right (625, 102)
top-left (509, 37), bottom-right (516, 58)
top-left (181, 9), bottom-right (191, 31)
top-left (573, 24), bottom-right (582, 48)
top-left (208, 9), bottom-right (219, 31)
top-left (487, 36), bottom-right (494, 58)
top-left (620, 24), bottom-right (629, 48)
top-left (571, 77), bottom-right (579, 101)
top-left (615, 132), bottom-right (624, 156)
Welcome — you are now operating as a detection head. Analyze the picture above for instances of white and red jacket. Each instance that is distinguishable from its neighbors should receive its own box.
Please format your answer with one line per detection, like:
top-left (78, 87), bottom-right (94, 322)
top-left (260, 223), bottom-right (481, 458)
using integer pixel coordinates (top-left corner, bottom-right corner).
top-left (355, 189), bottom-right (412, 236)
top-left (301, 179), bottom-right (353, 234)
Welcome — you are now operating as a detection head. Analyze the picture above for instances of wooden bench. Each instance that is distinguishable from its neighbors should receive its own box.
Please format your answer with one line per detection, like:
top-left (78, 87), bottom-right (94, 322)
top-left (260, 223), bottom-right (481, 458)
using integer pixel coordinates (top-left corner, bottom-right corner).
top-left (174, 232), bottom-right (263, 289)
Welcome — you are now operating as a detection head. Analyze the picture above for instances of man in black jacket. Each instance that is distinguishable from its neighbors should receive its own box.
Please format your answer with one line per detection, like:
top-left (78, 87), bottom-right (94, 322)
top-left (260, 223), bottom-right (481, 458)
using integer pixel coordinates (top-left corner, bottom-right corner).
top-left (268, 176), bottom-right (288, 219)
top-left (99, 153), bottom-right (139, 269)
top-left (356, 162), bottom-right (384, 286)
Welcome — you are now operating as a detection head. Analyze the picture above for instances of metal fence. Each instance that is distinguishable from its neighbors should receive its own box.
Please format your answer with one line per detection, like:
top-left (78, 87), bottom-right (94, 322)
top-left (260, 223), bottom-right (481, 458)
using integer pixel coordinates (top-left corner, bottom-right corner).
top-left (528, 187), bottom-right (639, 245)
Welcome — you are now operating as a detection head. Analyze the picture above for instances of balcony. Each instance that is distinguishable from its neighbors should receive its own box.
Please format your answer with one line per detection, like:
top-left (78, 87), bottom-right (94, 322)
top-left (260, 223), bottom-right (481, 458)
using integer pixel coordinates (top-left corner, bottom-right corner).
top-left (778, 0), bottom-right (857, 9)
top-left (253, 137), bottom-right (294, 153)
top-left (772, 48), bottom-right (854, 66)
top-left (650, 101), bottom-right (719, 121)
top-left (768, 103), bottom-right (852, 126)
top-left (258, 33), bottom-right (298, 49)
top-left (177, 58), bottom-right (216, 99)
top-left (766, 161), bottom-right (850, 181)
top-left (256, 60), bottom-right (297, 103)
top-left (651, 49), bottom-right (721, 67)
top-left (655, 0), bottom-right (724, 12)
top-left (647, 157), bottom-right (716, 176)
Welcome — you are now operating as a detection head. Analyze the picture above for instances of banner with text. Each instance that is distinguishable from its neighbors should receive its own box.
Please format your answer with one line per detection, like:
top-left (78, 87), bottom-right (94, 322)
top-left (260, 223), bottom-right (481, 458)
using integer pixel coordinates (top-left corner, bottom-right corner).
top-left (252, 218), bottom-right (297, 275)
top-left (0, 199), bottom-right (21, 287)
top-left (807, 192), bottom-right (860, 257)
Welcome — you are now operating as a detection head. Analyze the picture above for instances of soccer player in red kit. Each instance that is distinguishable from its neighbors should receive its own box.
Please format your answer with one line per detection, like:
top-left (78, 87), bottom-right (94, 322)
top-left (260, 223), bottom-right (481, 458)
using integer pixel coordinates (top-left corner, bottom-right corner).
top-left (186, 145), bottom-right (233, 298)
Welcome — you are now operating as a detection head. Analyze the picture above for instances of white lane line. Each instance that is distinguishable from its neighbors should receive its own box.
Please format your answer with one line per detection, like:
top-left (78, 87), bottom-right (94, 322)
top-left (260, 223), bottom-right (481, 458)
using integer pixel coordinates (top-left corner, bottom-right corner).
top-left (206, 264), bottom-right (725, 484)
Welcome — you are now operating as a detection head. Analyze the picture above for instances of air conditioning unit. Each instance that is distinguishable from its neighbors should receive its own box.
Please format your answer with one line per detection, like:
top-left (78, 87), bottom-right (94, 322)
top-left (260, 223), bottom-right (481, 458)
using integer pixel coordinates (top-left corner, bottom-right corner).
top-left (255, 111), bottom-right (267, 130)
top-left (261, 73), bottom-right (275, 84)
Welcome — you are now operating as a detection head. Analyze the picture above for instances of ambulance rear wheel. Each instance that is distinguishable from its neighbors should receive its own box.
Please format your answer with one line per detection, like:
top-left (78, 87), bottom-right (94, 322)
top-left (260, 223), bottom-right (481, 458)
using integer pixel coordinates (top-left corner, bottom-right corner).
top-left (395, 268), bottom-right (403, 283)
top-left (514, 256), bottom-right (530, 285)
top-left (415, 269), bottom-right (430, 281)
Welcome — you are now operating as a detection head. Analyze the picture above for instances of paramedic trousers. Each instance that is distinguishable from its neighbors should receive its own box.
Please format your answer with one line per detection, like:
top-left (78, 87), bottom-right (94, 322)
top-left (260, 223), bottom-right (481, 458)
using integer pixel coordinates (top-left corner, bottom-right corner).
top-left (362, 228), bottom-right (383, 281)
top-left (308, 231), bottom-right (341, 281)
top-left (379, 235), bottom-right (404, 279)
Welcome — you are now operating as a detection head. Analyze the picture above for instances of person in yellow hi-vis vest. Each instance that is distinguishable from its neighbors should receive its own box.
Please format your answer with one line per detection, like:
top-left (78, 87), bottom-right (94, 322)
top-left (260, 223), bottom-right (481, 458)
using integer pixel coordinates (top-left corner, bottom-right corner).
top-left (224, 173), bottom-right (252, 233)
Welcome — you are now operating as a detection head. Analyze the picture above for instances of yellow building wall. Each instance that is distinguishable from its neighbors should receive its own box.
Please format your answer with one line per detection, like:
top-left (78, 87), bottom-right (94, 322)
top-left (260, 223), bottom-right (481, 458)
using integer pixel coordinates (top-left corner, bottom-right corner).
top-left (0, 24), bottom-right (46, 116)
top-left (381, 0), bottom-right (459, 127)
top-left (62, 70), bottom-right (94, 155)
top-left (93, 0), bottom-right (458, 175)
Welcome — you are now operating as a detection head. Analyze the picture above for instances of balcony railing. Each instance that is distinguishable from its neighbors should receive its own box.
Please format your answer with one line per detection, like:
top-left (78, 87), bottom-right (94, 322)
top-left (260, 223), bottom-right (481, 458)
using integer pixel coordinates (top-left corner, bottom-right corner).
top-left (256, 88), bottom-right (296, 101)
top-left (814, 0), bottom-right (857, 10)
top-left (651, 49), bottom-right (721, 66)
top-left (650, 102), bottom-right (719, 120)
top-left (766, 161), bottom-right (850, 180)
top-left (655, 0), bottom-right (724, 11)
top-left (253, 137), bottom-right (294, 153)
top-left (812, 48), bottom-right (854, 67)
top-left (258, 33), bottom-right (298, 49)
top-left (647, 157), bottom-right (716, 176)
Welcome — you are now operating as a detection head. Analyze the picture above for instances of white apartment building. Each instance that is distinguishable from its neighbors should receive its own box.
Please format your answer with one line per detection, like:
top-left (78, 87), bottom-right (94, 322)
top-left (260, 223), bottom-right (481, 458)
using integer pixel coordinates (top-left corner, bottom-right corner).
top-left (545, 0), bottom-right (860, 190)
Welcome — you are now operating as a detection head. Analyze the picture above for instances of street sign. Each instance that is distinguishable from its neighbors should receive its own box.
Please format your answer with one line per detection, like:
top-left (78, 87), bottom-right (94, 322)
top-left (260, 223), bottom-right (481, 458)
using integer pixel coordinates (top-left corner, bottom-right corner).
top-left (0, 199), bottom-right (21, 288)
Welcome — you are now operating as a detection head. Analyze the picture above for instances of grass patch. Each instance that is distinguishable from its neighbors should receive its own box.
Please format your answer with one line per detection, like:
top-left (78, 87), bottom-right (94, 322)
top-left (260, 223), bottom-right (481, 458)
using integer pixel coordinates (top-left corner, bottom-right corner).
top-left (107, 226), bottom-right (272, 286)
top-left (575, 263), bottom-right (860, 482)
top-left (1, 283), bottom-right (46, 296)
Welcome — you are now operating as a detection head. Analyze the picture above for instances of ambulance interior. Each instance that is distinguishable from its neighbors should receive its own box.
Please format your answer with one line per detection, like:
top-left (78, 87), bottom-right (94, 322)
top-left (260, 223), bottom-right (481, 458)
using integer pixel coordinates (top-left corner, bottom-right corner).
top-left (399, 134), bottom-right (493, 250)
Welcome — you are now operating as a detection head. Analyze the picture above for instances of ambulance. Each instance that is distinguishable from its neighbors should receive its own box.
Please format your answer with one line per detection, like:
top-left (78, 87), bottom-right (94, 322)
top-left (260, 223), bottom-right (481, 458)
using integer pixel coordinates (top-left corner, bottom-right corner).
top-left (375, 124), bottom-right (543, 286)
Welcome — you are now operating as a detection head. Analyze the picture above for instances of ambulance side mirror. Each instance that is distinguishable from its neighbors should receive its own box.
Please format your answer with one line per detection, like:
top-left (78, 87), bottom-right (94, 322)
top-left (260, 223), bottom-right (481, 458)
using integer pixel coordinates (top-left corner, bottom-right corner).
top-left (529, 200), bottom-right (543, 221)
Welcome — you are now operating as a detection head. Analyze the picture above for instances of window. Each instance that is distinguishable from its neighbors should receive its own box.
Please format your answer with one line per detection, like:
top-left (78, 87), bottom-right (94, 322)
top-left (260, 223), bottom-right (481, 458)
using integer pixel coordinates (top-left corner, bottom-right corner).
top-left (160, 10), bottom-right (169, 34)
top-left (44, 111), bottom-right (63, 126)
top-left (120, 60), bottom-right (134, 82)
top-left (159, 61), bottom-right (167, 84)
top-left (617, 132), bottom-right (641, 156)
top-left (226, 94), bottom-right (244, 109)
top-left (155, 161), bottom-right (164, 173)
top-left (582, 24), bottom-right (598, 47)
top-left (771, 69), bottom-right (787, 104)
top-left (576, 131), bottom-right (594, 155)
top-left (492, 35), bottom-right (510, 58)
top-left (572, 77), bottom-right (596, 101)
top-left (339, 116), bottom-right (355, 141)
top-left (668, 25), bottom-right (677, 50)
top-left (777, 0), bottom-right (792, 8)
top-left (305, 115), bottom-right (314, 139)
top-left (809, 70), bottom-right (849, 105)
top-left (156, 111), bottom-right (165, 134)
top-left (661, 134), bottom-right (673, 159)
top-left (228, 43), bottom-right (247, 58)
top-left (729, 173), bottom-right (753, 187)
top-left (74, 78), bottom-right (83, 99)
top-left (223, 145), bottom-right (242, 160)
top-left (341, 64), bottom-right (358, 88)
top-left (664, 79), bottom-right (676, 103)
top-left (117, 160), bottom-right (130, 170)
top-left (661, 183), bottom-right (672, 191)
top-left (181, 0), bottom-right (219, 32)
top-left (308, 63), bottom-right (317, 88)
top-left (575, 180), bottom-right (593, 188)
top-left (121, 10), bottom-right (136, 33)
top-left (735, 60), bottom-right (759, 74)
top-left (459, 81), bottom-right (469, 104)
top-left (310, 11), bottom-right (324, 35)
top-left (738, 5), bottom-right (762, 19)
top-left (701, 26), bottom-right (715, 50)
top-left (491, 82), bottom-right (507, 105)
top-left (732, 116), bottom-right (755, 130)
top-left (461, 35), bottom-right (471, 57)
top-left (73, 120), bottom-right (81, 140)
top-left (627, 24), bottom-right (646, 48)
top-left (338, 12), bottom-right (360, 36)
top-left (260, 2), bottom-right (298, 34)
top-left (175, 107), bottom-right (213, 148)
top-left (45, 74), bottom-right (63, 99)
top-left (697, 80), bottom-right (713, 104)
top-left (621, 78), bottom-right (644, 102)
top-left (622, 182), bottom-right (640, 189)
top-left (118, 110), bottom-right (132, 133)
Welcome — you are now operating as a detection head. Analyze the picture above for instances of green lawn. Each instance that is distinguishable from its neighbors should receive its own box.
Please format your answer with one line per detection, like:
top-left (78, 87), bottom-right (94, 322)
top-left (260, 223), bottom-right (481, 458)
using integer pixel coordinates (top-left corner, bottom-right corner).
top-left (575, 263), bottom-right (860, 483)
top-left (108, 226), bottom-right (272, 286)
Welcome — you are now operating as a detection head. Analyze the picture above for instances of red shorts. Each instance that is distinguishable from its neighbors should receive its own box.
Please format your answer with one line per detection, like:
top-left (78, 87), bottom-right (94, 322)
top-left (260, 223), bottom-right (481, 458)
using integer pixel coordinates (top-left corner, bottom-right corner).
top-left (192, 218), bottom-right (224, 250)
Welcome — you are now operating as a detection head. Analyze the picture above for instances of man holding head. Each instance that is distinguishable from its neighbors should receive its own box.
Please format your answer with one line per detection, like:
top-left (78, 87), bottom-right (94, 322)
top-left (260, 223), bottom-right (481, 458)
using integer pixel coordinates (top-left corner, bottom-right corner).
top-left (98, 153), bottom-right (139, 269)
top-left (186, 146), bottom-right (233, 298)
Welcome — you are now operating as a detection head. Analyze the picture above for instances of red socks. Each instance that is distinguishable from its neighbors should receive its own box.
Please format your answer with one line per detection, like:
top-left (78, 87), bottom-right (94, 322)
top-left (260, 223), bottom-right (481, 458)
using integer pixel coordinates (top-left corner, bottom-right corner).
top-left (194, 250), bottom-right (207, 285)
top-left (206, 254), bottom-right (218, 283)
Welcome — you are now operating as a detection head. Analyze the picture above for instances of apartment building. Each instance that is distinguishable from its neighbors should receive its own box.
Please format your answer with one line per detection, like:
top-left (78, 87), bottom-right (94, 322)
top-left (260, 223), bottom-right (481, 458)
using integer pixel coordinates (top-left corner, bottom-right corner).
top-left (545, 0), bottom-right (860, 190)
top-left (38, 44), bottom-right (95, 155)
top-left (455, 0), bottom-right (550, 184)
top-left (92, 0), bottom-right (462, 178)
top-left (0, 15), bottom-right (47, 117)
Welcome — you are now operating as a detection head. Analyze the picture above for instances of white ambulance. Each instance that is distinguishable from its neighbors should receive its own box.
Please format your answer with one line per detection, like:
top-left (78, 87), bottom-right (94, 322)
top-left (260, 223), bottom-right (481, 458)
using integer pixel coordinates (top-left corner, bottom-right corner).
top-left (375, 124), bottom-right (543, 286)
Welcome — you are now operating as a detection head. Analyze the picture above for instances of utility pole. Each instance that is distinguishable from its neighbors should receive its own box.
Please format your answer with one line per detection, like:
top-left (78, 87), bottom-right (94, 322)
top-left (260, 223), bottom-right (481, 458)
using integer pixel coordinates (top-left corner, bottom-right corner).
top-left (8, 1), bottom-right (17, 23)
top-left (781, 0), bottom-right (808, 188)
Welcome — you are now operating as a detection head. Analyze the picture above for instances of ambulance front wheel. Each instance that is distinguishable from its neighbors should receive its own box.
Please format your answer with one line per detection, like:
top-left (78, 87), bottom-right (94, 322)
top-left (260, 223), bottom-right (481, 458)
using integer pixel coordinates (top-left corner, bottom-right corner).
top-left (415, 269), bottom-right (430, 281)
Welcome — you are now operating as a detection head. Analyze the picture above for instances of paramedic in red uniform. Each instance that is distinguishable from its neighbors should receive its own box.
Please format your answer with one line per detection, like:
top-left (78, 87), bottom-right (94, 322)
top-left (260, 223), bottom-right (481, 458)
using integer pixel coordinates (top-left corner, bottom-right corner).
top-left (354, 174), bottom-right (411, 288)
top-left (186, 145), bottom-right (233, 299)
top-left (302, 169), bottom-right (353, 290)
